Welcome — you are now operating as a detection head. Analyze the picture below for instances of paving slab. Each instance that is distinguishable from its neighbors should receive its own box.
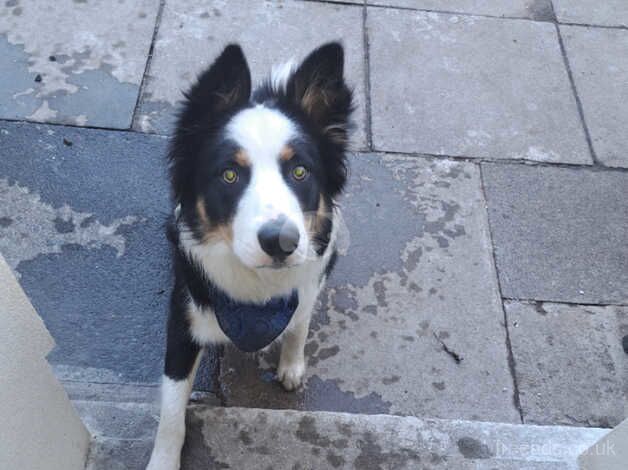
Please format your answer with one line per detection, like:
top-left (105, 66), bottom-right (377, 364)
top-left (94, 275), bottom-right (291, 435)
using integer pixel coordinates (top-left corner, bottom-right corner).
top-left (0, 121), bottom-right (216, 389)
top-left (75, 401), bottom-right (159, 441)
top-left (560, 25), bottom-right (628, 168)
top-left (220, 153), bottom-right (519, 423)
top-left (182, 407), bottom-right (606, 469)
top-left (87, 438), bottom-right (154, 470)
top-left (0, 0), bottom-right (159, 128)
top-left (365, 0), bottom-right (555, 20)
top-left (80, 402), bottom-right (608, 469)
top-left (367, 8), bottom-right (590, 164)
top-left (481, 163), bottom-right (628, 304)
top-left (579, 418), bottom-right (628, 470)
top-left (135, 0), bottom-right (367, 149)
top-left (506, 301), bottom-right (627, 428)
top-left (182, 407), bottom-right (596, 470)
top-left (553, 0), bottom-right (628, 28)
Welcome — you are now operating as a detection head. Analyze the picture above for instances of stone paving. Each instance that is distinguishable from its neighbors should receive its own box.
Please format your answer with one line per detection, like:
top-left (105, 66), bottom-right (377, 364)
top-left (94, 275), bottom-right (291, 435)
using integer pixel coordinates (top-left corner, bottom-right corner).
top-left (77, 402), bottom-right (607, 470)
top-left (135, 0), bottom-right (368, 148)
top-left (0, 0), bottom-right (159, 127)
top-left (0, 0), bottom-right (626, 436)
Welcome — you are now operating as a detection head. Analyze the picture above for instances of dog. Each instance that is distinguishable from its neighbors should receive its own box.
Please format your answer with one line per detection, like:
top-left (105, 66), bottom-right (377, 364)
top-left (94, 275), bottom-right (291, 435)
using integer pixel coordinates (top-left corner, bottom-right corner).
top-left (146, 42), bottom-right (353, 470)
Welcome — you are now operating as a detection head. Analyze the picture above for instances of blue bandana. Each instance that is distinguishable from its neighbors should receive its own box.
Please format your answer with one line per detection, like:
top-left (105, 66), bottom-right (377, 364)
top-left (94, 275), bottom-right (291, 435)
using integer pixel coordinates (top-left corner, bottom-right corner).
top-left (170, 209), bottom-right (299, 353)
top-left (211, 285), bottom-right (299, 353)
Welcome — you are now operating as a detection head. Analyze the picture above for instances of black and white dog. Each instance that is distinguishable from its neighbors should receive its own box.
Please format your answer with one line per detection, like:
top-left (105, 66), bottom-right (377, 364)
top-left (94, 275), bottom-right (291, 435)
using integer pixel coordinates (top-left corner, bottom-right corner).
top-left (147, 43), bottom-right (353, 469)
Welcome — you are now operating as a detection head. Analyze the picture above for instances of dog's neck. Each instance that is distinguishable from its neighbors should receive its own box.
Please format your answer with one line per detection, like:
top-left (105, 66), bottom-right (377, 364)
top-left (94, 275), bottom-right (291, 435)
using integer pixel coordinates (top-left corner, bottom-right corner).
top-left (197, 275), bottom-right (299, 352)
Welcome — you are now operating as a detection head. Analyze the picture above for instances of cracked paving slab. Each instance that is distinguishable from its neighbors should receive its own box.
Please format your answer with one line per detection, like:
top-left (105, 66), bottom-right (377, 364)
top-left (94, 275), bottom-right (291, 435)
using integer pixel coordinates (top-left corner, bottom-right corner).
top-left (560, 25), bottom-right (628, 168)
top-left (0, 121), bottom-right (223, 387)
top-left (482, 163), bottom-right (628, 304)
top-left (0, 0), bottom-right (160, 128)
top-left (367, 7), bottom-right (590, 164)
top-left (220, 153), bottom-right (519, 424)
top-left (506, 301), bottom-right (627, 428)
top-left (134, 0), bottom-right (367, 149)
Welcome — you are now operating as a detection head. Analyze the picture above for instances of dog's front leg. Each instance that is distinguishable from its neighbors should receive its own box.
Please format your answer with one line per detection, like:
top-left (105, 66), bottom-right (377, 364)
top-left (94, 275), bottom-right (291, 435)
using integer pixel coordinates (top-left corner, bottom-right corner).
top-left (147, 302), bottom-right (202, 470)
top-left (278, 283), bottom-right (319, 391)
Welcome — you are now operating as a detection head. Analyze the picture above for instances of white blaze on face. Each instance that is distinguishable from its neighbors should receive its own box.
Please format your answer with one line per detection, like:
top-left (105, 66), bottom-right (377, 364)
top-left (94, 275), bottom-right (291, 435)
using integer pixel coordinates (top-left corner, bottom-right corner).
top-left (227, 105), bottom-right (309, 268)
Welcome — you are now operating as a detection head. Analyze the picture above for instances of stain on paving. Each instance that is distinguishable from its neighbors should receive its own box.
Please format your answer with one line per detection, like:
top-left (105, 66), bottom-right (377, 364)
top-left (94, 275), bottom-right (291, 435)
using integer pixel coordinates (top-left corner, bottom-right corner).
top-left (182, 411), bottom-right (231, 469)
top-left (0, 177), bottom-right (140, 273)
top-left (180, 406), bottom-right (583, 469)
top-left (184, 407), bottom-right (433, 469)
top-left (0, 0), bottom-right (159, 127)
top-left (525, 0), bottom-right (556, 22)
top-left (457, 436), bottom-right (493, 459)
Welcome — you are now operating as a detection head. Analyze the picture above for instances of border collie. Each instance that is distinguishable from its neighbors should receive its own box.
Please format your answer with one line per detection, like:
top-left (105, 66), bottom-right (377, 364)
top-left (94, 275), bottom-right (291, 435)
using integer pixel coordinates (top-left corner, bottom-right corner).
top-left (147, 42), bottom-right (353, 470)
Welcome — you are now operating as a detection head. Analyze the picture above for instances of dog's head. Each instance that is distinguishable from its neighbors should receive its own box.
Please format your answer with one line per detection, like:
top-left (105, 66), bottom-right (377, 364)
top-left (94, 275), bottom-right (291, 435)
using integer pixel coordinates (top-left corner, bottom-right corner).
top-left (170, 43), bottom-right (353, 269)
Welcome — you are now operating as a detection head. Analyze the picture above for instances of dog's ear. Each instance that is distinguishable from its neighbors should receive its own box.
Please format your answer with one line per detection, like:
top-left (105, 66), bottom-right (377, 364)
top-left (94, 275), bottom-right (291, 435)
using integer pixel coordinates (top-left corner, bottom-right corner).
top-left (181, 44), bottom-right (251, 125)
top-left (170, 45), bottom-right (250, 205)
top-left (287, 42), bottom-right (353, 146)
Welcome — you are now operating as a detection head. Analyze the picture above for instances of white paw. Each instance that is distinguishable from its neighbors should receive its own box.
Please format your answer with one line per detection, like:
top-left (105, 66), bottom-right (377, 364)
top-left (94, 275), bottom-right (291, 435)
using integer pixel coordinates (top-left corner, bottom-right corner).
top-left (277, 358), bottom-right (305, 391)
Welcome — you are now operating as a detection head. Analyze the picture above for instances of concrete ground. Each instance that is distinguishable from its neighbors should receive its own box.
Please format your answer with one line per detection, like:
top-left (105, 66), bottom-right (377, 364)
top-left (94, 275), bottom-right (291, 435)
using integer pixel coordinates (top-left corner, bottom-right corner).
top-left (75, 398), bottom-right (607, 469)
top-left (1, 0), bottom-right (627, 467)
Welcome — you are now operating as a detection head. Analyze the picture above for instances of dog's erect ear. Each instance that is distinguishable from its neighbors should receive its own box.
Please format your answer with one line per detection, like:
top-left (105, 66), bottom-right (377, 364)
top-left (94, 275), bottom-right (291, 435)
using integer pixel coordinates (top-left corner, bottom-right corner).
top-left (170, 45), bottom-right (250, 205)
top-left (182, 44), bottom-right (251, 124)
top-left (287, 42), bottom-right (353, 145)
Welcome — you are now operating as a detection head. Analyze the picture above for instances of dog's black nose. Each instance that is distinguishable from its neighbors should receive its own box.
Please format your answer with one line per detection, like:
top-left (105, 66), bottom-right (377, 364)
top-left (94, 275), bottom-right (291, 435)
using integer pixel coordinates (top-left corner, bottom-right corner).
top-left (257, 216), bottom-right (300, 261)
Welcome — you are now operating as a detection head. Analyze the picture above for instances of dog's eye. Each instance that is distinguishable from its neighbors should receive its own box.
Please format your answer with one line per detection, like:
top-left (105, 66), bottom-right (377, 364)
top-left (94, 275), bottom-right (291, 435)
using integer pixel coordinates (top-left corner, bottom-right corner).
top-left (222, 168), bottom-right (238, 184)
top-left (292, 165), bottom-right (309, 181)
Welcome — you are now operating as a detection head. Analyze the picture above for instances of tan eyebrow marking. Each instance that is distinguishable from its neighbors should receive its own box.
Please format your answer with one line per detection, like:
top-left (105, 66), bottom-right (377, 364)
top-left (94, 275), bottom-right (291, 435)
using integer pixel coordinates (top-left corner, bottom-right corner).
top-left (235, 149), bottom-right (250, 167)
top-left (280, 145), bottom-right (295, 161)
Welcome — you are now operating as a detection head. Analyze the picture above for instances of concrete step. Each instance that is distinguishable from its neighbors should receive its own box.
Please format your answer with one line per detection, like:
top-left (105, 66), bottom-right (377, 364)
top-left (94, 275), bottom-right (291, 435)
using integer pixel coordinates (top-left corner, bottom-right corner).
top-left (76, 400), bottom-right (608, 470)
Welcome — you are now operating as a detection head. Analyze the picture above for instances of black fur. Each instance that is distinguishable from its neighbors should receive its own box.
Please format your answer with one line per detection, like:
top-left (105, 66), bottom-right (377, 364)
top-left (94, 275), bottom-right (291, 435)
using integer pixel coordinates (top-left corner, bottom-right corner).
top-left (164, 257), bottom-right (201, 381)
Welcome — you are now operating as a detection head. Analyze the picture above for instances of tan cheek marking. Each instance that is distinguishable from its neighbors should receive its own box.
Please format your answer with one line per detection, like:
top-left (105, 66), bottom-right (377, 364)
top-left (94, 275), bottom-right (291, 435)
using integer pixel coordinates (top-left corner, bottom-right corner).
top-left (235, 149), bottom-right (250, 167)
top-left (280, 145), bottom-right (295, 162)
top-left (317, 196), bottom-right (329, 230)
top-left (201, 224), bottom-right (234, 245)
top-left (308, 195), bottom-right (329, 234)
top-left (216, 223), bottom-right (234, 243)
top-left (196, 197), bottom-right (211, 231)
top-left (196, 197), bottom-right (234, 244)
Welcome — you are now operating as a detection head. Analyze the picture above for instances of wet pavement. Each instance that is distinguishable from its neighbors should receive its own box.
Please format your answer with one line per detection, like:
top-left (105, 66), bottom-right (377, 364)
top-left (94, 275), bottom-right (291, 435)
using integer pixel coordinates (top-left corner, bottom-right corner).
top-left (80, 403), bottom-right (607, 469)
top-left (0, 0), bottom-right (626, 432)
top-left (219, 154), bottom-right (519, 423)
top-left (0, 0), bottom-right (159, 127)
